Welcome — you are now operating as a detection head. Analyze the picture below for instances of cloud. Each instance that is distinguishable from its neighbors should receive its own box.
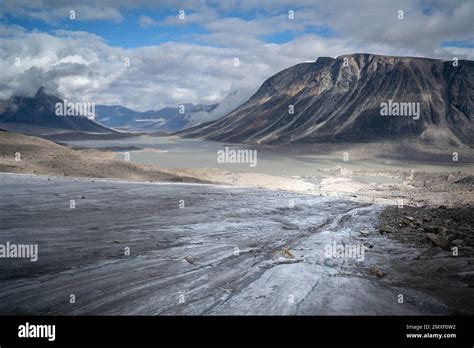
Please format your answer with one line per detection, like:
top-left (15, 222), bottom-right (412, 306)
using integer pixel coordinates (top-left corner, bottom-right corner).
top-left (189, 88), bottom-right (255, 124)
top-left (310, 0), bottom-right (474, 58)
top-left (1, 2), bottom-right (124, 22)
top-left (157, 8), bottom-right (220, 26)
top-left (0, 0), bottom-right (473, 114)
top-left (138, 15), bottom-right (158, 28)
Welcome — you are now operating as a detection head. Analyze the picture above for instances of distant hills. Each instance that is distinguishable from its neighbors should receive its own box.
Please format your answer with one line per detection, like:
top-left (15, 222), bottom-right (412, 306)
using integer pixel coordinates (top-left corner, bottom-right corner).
top-left (95, 103), bottom-right (218, 133)
top-left (179, 54), bottom-right (474, 146)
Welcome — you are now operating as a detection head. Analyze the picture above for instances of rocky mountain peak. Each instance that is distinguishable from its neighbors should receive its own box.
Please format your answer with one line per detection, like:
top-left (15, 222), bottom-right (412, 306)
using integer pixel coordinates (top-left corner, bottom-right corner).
top-left (179, 54), bottom-right (473, 146)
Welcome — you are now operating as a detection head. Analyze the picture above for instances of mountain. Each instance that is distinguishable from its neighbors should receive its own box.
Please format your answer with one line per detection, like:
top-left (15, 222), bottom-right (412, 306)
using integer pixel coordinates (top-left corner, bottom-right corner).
top-left (156, 103), bottom-right (219, 132)
top-left (96, 103), bottom-right (218, 133)
top-left (94, 105), bottom-right (169, 129)
top-left (179, 54), bottom-right (474, 146)
top-left (0, 87), bottom-right (115, 135)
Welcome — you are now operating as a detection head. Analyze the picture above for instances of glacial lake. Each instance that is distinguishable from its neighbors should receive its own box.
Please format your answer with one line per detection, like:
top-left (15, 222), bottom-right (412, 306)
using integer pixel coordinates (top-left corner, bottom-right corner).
top-left (62, 135), bottom-right (473, 180)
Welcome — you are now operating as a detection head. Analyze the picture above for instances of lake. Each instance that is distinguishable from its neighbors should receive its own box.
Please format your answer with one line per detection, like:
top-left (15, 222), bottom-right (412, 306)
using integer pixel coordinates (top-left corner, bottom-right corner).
top-left (62, 135), bottom-right (473, 180)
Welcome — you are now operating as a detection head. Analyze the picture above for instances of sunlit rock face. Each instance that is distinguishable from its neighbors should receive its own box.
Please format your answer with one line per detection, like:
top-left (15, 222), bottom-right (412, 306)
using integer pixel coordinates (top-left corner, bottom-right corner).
top-left (180, 54), bottom-right (474, 146)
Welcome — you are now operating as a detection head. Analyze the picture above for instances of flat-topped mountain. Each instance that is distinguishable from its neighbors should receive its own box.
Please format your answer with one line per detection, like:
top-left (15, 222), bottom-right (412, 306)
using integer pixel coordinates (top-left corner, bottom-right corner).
top-left (179, 54), bottom-right (473, 146)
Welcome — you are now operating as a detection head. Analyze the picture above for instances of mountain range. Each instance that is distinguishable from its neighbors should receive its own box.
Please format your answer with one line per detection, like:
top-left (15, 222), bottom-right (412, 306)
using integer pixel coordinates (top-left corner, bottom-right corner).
top-left (95, 103), bottom-right (218, 132)
top-left (179, 54), bottom-right (473, 146)
top-left (2, 54), bottom-right (472, 145)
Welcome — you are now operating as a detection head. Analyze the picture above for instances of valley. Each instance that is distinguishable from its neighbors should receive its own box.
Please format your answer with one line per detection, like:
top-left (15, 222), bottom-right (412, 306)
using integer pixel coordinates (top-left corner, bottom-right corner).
top-left (0, 173), bottom-right (472, 315)
top-left (1, 52), bottom-right (473, 317)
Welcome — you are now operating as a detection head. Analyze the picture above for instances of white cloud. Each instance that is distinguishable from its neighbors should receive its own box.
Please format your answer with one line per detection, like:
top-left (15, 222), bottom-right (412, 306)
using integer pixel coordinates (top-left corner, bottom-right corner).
top-left (1, 3), bottom-right (124, 22)
top-left (0, 0), bottom-right (473, 113)
top-left (138, 15), bottom-right (158, 28)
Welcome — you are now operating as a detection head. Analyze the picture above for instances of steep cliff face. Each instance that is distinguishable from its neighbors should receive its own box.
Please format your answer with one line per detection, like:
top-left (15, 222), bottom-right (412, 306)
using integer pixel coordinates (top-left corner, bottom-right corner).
top-left (179, 54), bottom-right (473, 146)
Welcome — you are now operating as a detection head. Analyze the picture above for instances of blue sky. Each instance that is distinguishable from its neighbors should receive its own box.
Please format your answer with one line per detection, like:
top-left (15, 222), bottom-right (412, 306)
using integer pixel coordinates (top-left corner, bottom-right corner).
top-left (2, 7), bottom-right (339, 48)
top-left (0, 0), bottom-right (473, 111)
top-left (3, 9), bottom-right (208, 47)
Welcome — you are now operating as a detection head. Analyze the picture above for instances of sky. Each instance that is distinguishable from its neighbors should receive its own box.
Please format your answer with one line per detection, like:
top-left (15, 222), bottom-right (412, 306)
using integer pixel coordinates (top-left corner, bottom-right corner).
top-left (0, 0), bottom-right (473, 113)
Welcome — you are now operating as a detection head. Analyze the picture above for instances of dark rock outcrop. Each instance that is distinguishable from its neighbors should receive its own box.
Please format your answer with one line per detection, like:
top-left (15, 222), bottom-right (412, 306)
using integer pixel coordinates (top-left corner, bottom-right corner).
top-left (0, 87), bottom-right (114, 134)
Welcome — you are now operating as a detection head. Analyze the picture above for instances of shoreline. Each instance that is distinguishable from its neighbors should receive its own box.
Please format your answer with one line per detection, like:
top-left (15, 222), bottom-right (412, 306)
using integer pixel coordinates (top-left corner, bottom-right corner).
top-left (1, 131), bottom-right (473, 207)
